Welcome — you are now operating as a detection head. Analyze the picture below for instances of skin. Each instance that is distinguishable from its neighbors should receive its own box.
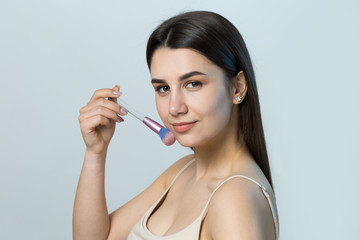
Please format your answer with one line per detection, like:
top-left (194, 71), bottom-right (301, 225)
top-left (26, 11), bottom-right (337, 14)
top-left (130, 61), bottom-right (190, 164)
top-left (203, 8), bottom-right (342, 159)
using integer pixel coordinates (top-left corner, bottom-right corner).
top-left (148, 48), bottom-right (276, 239)
top-left (150, 48), bottom-right (233, 149)
top-left (73, 48), bottom-right (277, 240)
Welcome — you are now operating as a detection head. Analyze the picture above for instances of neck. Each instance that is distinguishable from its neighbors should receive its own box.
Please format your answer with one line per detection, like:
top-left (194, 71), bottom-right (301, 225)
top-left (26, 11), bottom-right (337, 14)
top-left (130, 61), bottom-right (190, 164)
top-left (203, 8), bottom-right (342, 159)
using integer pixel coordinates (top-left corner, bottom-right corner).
top-left (192, 117), bottom-right (253, 181)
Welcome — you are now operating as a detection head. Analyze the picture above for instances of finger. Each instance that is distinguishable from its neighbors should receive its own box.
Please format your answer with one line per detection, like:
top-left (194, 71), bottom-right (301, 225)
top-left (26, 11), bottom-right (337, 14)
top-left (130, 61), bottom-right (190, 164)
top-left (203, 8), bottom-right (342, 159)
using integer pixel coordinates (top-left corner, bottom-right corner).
top-left (108, 85), bottom-right (129, 116)
top-left (96, 85), bottom-right (128, 116)
top-left (80, 105), bottom-right (123, 123)
top-left (89, 87), bottom-right (121, 104)
top-left (81, 97), bottom-right (128, 116)
top-left (81, 115), bottom-right (113, 133)
top-left (108, 84), bottom-right (121, 103)
top-left (117, 115), bottom-right (124, 122)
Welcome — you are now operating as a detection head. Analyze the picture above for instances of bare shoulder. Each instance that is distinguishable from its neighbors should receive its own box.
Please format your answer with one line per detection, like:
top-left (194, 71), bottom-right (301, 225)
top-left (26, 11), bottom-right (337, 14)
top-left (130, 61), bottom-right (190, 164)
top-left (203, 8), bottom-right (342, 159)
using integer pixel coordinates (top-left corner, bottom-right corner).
top-left (203, 176), bottom-right (276, 240)
top-left (162, 154), bottom-right (195, 187)
top-left (107, 154), bottom-right (194, 240)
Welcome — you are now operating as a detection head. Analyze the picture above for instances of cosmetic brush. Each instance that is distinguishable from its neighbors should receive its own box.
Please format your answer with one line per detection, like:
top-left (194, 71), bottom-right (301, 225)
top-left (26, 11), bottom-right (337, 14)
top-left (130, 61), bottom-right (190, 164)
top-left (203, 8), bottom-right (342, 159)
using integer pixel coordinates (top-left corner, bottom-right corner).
top-left (117, 98), bottom-right (176, 146)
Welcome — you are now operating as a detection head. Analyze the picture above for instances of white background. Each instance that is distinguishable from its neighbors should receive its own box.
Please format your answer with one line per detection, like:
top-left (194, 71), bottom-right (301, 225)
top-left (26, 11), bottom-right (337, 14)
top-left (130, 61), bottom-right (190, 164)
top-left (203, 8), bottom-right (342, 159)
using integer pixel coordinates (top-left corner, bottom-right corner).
top-left (1, 0), bottom-right (359, 239)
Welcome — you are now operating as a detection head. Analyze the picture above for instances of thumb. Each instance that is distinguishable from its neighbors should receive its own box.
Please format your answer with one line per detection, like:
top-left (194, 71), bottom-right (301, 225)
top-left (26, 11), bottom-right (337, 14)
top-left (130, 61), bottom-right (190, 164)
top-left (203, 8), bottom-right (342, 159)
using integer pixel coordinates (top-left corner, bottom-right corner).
top-left (113, 84), bottom-right (120, 92)
top-left (109, 84), bottom-right (121, 103)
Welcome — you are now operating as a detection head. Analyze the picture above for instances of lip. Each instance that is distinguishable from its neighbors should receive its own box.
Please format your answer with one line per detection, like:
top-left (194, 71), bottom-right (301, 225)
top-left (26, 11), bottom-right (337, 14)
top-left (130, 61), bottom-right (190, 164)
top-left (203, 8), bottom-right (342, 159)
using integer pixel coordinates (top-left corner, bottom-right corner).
top-left (172, 121), bottom-right (197, 133)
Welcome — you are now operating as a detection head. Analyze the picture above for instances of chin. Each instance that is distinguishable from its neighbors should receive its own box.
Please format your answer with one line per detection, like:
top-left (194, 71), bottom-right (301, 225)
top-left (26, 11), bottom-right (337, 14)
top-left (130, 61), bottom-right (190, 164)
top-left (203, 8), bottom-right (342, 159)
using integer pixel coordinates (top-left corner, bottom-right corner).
top-left (175, 135), bottom-right (211, 148)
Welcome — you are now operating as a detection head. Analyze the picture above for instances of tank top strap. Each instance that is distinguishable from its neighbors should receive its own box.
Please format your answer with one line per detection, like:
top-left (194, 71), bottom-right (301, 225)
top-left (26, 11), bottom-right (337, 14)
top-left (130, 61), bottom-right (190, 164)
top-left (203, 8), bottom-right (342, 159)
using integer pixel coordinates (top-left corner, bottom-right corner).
top-left (144, 158), bottom-right (196, 222)
top-left (166, 158), bottom-right (196, 190)
top-left (199, 174), bottom-right (279, 240)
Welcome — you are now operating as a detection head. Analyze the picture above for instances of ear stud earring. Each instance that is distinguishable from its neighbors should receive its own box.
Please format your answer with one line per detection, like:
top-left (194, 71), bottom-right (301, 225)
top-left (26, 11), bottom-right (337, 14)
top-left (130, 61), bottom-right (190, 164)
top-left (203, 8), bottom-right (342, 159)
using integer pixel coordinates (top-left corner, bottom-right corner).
top-left (235, 96), bottom-right (242, 102)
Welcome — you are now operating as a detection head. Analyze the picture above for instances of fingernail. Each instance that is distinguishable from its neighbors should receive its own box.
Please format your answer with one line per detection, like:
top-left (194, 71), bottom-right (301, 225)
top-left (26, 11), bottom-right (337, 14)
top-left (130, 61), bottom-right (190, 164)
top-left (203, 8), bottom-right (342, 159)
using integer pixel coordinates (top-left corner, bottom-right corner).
top-left (120, 108), bottom-right (128, 115)
top-left (117, 115), bottom-right (124, 122)
top-left (113, 91), bottom-right (122, 96)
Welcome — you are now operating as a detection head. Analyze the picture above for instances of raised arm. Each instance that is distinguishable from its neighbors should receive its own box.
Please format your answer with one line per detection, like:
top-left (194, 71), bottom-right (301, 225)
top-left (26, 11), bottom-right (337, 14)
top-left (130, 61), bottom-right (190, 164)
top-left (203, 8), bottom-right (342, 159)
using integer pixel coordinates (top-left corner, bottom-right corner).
top-left (73, 85), bottom-right (126, 240)
top-left (73, 85), bottom-right (193, 240)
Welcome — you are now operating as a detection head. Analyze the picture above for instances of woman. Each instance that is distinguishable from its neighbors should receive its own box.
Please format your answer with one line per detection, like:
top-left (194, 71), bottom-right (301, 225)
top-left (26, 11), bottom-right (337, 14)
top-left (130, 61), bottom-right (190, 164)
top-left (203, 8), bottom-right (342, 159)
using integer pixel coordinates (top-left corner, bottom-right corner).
top-left (73, 11), bottom-right (279, 240)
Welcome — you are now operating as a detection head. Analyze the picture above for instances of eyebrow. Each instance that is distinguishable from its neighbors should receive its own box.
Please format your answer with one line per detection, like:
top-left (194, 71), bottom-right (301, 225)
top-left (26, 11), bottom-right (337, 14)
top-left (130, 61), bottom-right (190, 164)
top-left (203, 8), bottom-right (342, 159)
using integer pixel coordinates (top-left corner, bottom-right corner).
top-left (151, 71), bottom-right (207, 84)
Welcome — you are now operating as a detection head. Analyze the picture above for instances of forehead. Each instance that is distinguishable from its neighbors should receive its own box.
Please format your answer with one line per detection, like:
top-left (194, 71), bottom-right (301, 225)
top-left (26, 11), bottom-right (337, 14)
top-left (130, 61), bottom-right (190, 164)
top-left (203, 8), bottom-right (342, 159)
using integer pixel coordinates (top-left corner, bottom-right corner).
top-left (150, 48), bottom-right (223, 78)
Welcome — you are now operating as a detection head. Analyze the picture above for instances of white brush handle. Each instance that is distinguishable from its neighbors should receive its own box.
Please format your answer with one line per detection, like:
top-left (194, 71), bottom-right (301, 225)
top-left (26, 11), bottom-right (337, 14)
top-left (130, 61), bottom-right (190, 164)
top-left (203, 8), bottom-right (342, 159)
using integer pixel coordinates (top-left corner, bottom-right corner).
top-left (117, 98), bottom-right (145, 121)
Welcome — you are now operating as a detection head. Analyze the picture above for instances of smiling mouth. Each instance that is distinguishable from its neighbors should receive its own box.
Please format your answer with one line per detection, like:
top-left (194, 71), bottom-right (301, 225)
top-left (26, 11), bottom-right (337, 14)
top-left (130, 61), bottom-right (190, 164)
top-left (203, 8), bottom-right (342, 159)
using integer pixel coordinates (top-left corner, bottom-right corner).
top-left (172, 122), bottom-right (197, 133)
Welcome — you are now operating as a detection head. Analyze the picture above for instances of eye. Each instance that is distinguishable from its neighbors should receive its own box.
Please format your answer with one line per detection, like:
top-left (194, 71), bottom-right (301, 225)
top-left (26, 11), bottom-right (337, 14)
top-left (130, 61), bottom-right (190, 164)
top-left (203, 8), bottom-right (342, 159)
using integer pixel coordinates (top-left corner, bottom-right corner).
top-left (186, 81), bottom-right (202, 89)
top-left (156, 85), bottom-right (170, 94)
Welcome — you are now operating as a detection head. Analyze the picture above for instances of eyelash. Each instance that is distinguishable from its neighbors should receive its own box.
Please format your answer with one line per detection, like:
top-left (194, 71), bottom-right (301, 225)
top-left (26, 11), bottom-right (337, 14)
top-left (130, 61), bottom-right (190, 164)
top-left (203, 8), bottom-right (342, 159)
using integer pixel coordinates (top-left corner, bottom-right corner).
top-left (186, 81), bottom-right (202, 88)
top-left (154, 81), bottom-right (203, 95)
top-left (156, 85), bottom-right (170, 93)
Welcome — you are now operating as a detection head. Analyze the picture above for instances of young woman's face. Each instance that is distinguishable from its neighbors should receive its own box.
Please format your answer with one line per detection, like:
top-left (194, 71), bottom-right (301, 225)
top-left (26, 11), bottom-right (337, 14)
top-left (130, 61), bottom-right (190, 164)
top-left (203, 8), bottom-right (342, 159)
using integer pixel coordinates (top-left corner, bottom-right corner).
top-left (150, 48), bottom-right (235, 148)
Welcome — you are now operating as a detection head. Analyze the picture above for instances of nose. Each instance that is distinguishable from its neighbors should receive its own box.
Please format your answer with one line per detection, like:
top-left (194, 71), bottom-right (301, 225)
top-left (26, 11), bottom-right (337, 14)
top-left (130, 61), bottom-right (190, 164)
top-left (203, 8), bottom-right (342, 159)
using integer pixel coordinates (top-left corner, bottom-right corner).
top-left (168, 91), bottom-right (188, 117)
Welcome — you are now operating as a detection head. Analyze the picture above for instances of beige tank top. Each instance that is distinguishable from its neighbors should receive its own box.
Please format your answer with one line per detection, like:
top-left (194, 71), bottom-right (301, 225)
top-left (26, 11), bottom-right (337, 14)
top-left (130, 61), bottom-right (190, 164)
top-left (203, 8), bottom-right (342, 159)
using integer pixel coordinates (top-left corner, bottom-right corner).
top-left (127, 159), bottom-right (279, 240)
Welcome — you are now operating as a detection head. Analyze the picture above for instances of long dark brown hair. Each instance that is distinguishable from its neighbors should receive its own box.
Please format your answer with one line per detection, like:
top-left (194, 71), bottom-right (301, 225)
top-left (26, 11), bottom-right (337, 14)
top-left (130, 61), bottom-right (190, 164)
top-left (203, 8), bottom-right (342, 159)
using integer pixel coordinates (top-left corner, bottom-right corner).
top-left (146, 11), bottom-right (273, 188)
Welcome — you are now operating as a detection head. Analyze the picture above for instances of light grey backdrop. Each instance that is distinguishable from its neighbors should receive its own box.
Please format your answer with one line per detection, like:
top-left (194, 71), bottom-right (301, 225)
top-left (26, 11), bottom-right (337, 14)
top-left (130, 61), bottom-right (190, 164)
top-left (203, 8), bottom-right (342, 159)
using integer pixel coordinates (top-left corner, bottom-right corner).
top-left (1, 0), bottom-right (359, 239)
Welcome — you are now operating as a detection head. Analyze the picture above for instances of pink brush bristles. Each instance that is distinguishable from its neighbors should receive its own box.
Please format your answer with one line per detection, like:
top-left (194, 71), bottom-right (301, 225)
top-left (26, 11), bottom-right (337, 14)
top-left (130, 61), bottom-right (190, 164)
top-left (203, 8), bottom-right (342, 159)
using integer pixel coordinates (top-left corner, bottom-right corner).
top-left (143, 117), bottom-right (176, 146)
top-left (117, 98), bottom-right (176, 146)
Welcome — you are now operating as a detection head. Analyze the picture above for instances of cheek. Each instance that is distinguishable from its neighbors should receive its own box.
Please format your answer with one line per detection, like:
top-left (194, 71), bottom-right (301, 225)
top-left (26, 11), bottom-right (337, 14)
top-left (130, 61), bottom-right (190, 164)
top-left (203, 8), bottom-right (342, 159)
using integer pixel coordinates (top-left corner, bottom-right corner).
top-left (210, 96), bottom-right (232, 126)
top-left (196, 86), bottom-right (232, 124)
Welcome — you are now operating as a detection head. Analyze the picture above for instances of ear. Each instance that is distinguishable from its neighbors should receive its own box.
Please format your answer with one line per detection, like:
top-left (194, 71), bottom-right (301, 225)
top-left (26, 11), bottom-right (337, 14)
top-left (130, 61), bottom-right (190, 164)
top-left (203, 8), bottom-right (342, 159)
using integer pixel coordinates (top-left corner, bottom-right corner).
top-left (232, 71), bottom-right (247, 104)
